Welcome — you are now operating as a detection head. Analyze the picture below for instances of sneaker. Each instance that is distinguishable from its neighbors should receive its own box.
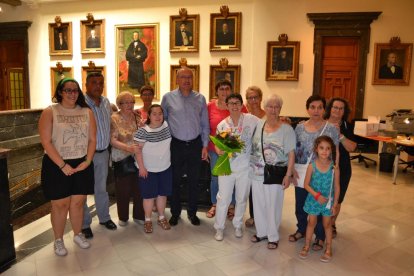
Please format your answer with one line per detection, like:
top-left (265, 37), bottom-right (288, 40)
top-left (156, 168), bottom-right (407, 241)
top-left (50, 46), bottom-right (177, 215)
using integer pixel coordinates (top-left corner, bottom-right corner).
top-left (133, 219), bottom-right (145, 225)
top-left (215, 229), bottom-right (224, 241)
top-left (119, 220), bottom-right (128, 227)
top-left (54, 238), bottom-right (68, 256)
top-left (73, 233), bottom-right (91, 249)
top-left (235, 227), bottom-right (243, 238)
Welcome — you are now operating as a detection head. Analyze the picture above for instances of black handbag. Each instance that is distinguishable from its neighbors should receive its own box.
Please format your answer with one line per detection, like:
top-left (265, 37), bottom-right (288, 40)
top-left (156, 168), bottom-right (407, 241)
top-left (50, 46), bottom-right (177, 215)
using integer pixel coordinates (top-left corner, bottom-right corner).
top-left (261, 122), bottom-right (287, 184)
top-left (113, 155), bottom-right (138, 177)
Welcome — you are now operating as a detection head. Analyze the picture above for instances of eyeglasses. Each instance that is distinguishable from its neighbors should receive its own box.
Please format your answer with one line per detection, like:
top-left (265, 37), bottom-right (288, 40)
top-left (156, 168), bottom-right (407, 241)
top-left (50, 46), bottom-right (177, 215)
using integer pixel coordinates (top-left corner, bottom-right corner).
top-left (141, 93), bottom-right (153, 97)
top-left (246, 96), bottom-right (260, 101)
top-left (218, 86), bottom-right (231, 91)
top-left (332, 106), bottom-right (344, 111)
top-left (227, 101), bottom-right (242, 106)
top-left (62, 88), bottom-right (79, 95)
top-left (120, 101), bottom-right (135, 105)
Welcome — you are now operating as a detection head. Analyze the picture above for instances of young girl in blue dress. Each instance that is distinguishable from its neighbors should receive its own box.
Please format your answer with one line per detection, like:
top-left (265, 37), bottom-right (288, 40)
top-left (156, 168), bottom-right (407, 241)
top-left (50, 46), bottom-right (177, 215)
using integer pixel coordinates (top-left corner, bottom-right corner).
top-left (299, 135), bottom-right (340, 262)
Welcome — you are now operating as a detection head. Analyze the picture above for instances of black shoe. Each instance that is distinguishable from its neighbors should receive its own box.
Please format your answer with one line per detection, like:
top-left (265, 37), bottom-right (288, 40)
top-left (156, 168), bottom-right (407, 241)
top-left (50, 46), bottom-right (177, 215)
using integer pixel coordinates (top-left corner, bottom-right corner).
top-left (81, 227), bottom-right (93, 239)
top-left (188, 215), bottom-right (200, 226)
top-left (169, 215), bottom-right (180, 226)
top-left (99, 219), bottom-right (117, 230)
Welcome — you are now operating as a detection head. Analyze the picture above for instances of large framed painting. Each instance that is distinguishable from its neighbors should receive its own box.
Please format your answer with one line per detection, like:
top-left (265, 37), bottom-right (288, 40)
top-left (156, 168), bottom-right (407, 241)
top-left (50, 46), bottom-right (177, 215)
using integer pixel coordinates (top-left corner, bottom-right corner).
top-left (210, 5), bottom-right (242, 51)
top-left (116, 23), bottom-right (159, 101)
top-left (81, 61), bottom-right (106, 96)
top-left (80, 13), bottom-right (105, 55)
top-left (49, 16), bottom-right (72, 56)
top-left (209, 58), bottom-right (240, 100)
top-left (266, 34), bottom-right (300, 81)
top-left (170, 8), bottom-right (199, 52)
top-left (170, 58), bottom-right (200, 91)
top-left (372, 37), bottom-right (412, 85)
top-left (50, 62), bottom-right (73, 99)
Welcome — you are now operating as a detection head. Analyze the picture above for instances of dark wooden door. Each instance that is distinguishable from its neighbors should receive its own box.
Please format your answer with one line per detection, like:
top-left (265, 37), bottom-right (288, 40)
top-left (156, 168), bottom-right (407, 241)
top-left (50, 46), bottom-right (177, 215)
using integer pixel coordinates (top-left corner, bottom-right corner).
top-left (321, 37), bottom-right (359, 120)
top-left (0, 40), bottom-right (27, 110)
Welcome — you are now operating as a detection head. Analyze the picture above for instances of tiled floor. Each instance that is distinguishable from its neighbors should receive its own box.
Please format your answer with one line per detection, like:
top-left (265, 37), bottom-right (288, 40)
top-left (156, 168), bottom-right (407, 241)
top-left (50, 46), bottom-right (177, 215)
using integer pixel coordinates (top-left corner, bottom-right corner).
top-left (4, 156), bottom-right (414, 275)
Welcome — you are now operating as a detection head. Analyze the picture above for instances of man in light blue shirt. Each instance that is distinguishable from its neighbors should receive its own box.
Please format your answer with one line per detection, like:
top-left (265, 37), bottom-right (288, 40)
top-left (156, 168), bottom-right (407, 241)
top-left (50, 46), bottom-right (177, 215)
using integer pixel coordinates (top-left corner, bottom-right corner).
top-left (161, 67), bottom-right (209, 226)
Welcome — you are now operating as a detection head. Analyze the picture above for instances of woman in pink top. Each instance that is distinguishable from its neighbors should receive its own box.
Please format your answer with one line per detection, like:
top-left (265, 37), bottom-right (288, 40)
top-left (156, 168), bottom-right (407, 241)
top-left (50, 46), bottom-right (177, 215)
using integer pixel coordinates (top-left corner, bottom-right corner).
top-left (137, 85), bottom-right (155, 122)
top-left (206, 79), bottom-right (247, 219)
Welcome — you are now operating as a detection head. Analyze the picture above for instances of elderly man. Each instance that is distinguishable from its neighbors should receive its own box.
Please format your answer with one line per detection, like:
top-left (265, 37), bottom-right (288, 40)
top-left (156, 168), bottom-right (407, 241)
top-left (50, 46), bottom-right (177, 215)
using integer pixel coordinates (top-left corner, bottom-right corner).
top-left (82, 72), bottom-right (117, 238)
top-left (161, 67), bottom-right (210, 226)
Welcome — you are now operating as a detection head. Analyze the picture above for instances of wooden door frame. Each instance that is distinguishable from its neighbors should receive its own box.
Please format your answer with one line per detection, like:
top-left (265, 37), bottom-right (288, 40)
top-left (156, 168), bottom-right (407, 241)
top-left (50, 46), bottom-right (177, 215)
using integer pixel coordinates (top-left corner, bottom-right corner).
top-left (0, 21), bottom-right (32, 109)
top-left (307, 12), bottom-right (381, 119)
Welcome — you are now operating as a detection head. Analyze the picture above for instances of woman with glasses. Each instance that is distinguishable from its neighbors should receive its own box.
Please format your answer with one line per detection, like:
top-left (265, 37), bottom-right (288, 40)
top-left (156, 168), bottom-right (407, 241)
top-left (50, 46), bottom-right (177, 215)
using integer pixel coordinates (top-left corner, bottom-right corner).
top-left (214, 94), bottom-right (259, 241)
top-left (244, 86), bottom-right (266, 227)
top-left (39, 78), bottom-right (96, 256)
top-left (206, 79), bottom-right (247, 220)
top-left (138, 85), bottom-right (155, 122)
top-left (324, 98), bottom-right (356, 238)
top-left (110, 91), bottom-right (145, 226)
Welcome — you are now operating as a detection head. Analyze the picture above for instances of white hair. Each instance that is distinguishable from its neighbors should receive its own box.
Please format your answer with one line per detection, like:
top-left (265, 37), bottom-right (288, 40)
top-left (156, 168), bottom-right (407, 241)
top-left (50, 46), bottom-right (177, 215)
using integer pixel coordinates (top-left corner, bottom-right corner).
top-left (263, 93), bottom-right (283, 108)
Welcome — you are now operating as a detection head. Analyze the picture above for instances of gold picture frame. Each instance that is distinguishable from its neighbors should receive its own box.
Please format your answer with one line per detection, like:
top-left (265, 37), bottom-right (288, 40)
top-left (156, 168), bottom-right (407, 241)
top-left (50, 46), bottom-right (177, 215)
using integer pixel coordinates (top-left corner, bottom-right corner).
top-left (50, 62), bottom-right (73, 98)
top-left (266, 34), bottom-right (300, 81)
top-left (209, 58), bottom-right (241, 100)
top-left (372, 37), bottom-right (412, 86)
top-left (81, 61), bottom-right (106, 96)
top-left (80, 13), bottom-right (105, 55)
top-left (210, 6), bottom-right (242, 52)
top-left (116, 23), bottom-right (159, 102)
top-left (170, 58), bottom-right (200, 91)
top-left (170, 8), bottom-right (199, 52)
top-left (48, 16), bottom-right (72, 56)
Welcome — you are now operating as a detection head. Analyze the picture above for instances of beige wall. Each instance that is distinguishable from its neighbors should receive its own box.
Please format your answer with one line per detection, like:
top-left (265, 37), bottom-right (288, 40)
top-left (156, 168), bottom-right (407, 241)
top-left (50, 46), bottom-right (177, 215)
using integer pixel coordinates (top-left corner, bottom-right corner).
top-left (1, 0), bottom-right (413, 118)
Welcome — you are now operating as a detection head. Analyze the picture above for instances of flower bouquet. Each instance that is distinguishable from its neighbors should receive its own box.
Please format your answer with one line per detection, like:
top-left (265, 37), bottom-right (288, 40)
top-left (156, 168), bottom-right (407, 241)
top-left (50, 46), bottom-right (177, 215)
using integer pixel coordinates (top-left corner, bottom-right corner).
top-left (210, 130), bottom-right (245, 176)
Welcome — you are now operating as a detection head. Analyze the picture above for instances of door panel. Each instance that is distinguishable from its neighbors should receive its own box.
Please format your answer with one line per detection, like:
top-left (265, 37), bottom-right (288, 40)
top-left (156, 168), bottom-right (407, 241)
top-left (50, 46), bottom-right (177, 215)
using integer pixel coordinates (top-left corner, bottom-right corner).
top-left (321, 37), bottom-right (359, 120)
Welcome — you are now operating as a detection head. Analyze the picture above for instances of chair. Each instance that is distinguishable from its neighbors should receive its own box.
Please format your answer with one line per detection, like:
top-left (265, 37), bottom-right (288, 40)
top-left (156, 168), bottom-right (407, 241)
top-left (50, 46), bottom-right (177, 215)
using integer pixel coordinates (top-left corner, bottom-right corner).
top-left (399, 145), bottom-right (414, 173)
top-left (350, 119), bottom-right (378, 168)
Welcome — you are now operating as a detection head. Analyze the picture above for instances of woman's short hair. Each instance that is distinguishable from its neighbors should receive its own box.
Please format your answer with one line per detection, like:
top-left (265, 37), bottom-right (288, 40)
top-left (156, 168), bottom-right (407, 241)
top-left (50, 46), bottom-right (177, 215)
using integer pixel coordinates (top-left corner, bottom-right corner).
top-left (140, 85), bottom-right (154, 95)
top-left (215, 79), bottom-right (233, 94)
top-left (305, 95), bottom-right (326, 109)
top-left (324, 97), bottom-right (351, 122)
top-left (116, 91), bottom-right (135, 108)
top-left (225, 93), bottom-right (243, 104)
top-left (263, 94), bottom-right (283, 109)
top-left (245, 86), bottom-right (263, 98)
top-left (53, 78), bottom-right (88, 108)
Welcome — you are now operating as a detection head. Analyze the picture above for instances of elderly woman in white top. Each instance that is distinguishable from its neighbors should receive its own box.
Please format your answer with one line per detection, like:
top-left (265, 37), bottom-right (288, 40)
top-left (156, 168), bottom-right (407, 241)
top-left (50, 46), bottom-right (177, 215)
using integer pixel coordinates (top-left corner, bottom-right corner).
top-left (249, 94), bottom-right (296, 249)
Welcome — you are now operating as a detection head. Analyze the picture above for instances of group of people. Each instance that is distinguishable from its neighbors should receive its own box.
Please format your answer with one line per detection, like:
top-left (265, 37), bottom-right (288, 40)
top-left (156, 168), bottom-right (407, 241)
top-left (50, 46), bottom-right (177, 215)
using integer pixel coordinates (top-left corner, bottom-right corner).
top-left (39, 67), bottom-right (356, 263)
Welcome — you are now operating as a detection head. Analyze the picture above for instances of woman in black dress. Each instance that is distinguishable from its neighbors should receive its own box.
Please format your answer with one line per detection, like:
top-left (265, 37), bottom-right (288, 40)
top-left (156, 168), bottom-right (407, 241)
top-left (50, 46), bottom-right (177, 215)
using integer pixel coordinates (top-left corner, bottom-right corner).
top-left (324, 97), bottom-right (357, 237)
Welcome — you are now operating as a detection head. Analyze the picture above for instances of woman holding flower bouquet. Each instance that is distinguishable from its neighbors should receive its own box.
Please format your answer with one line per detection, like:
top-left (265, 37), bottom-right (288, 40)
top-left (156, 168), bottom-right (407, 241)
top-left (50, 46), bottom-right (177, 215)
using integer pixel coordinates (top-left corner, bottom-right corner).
top-left (213, 94), bottom-right (259, 241)
top-left (206, 79), bottom-right (248, 220)
top-left (249, 94), bottom-right (296, 249)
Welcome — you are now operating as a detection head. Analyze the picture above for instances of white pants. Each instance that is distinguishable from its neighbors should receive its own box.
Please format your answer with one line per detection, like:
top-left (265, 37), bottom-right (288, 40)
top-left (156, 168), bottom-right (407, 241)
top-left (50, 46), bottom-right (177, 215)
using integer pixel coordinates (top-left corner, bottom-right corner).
top-left (252, 179), bottom-right (284, 242)
top-left (214, 169), bottom-right (250, 230)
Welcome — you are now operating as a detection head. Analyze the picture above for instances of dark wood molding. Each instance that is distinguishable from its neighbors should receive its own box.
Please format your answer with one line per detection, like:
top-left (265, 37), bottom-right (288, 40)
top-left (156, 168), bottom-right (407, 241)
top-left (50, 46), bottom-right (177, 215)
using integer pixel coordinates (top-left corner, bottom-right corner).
top-left (0, 0), bottom-right (21, 6)
top-left (307, 12), bottom-right (381, 118)
top-left (0, 21), bottom-right (32, 109)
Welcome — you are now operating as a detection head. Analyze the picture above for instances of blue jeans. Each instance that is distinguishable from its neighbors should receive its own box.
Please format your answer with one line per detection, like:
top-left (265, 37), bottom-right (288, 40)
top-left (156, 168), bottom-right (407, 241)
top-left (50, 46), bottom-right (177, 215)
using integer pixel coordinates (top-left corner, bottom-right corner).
top-left (83, 150), bottom-right (111, 228)
top-left (209, 150), bottom-right (235, 205)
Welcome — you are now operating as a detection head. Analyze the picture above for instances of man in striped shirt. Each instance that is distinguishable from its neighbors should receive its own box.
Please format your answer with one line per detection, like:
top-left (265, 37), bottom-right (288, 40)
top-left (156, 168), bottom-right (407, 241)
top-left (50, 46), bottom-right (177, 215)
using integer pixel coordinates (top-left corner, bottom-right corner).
top-left (82, 72), bottom-right (117, 238)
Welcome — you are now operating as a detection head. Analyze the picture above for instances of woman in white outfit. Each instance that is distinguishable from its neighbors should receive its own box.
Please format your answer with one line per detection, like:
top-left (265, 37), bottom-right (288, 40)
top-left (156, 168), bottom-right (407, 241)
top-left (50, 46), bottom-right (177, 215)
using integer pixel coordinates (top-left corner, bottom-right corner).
top-left (214, 94), bottom-right (259, 241)
top-left (249, 94), bottom-right (296, 249)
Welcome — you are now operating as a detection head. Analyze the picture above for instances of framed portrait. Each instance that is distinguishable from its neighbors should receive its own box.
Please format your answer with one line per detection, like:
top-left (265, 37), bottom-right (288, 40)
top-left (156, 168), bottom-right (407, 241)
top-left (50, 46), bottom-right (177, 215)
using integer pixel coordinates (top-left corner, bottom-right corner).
top-left (48, 18), bottom-right (72, 56)
top-left (209, 58), bottom-right (241, 100)
top-left (170, 58), bottom-right (200, 91)
top-left (266, 36), bottom-right (300, 81)
top-left (80, 16), bottom-right (105, 55)
top-left (210, 6), bottom-right (242, 51)
top-left (82, 61), bottom-right (106, 96)
top-left (115, 23), bottom-right (159, 102)
top-left (372, 38), bottom-right (412, 85)
top-left (170, 9), bottom-right (199, 52)
top-left (50, 63), bottom-right (73, 98)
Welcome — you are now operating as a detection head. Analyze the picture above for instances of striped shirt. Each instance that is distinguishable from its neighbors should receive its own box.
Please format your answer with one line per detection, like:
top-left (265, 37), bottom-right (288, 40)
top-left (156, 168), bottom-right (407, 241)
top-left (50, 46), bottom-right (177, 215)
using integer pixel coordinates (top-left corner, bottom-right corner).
top-left (134, 121), bottom-right (172, 172)
top-left (85, 94), bottom-right (111, 151)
